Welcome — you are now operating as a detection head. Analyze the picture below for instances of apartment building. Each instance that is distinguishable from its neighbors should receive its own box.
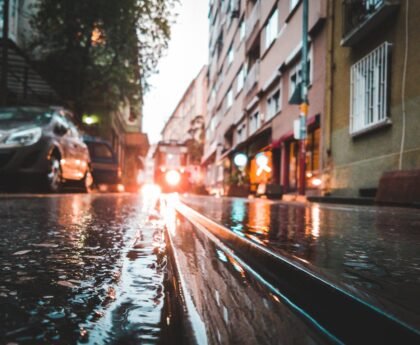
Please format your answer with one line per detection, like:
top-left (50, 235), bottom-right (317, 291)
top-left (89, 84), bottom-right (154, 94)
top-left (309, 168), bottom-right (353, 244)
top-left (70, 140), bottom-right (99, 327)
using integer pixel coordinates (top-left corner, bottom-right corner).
top-left (203, 0), bottom-right (328, 195)
top-left (0, 0), bottom-right (60, 105)
top-left (327, 0), bottom-right (420, 197)
top-left (159, 66), bottom-right (208, 185)
top-left (161, 65), bottom-right (207, 146)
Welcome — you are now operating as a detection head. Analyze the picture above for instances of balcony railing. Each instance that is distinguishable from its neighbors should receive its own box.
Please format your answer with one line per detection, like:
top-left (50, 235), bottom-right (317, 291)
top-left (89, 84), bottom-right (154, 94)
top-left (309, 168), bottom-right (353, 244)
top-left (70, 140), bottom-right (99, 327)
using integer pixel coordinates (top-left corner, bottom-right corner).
top-left (342, 0), bottom-right (400, 46)
top-left (245, 1), bottom-right (261, 40)
top-left (244, 60), bottom-right (260, 95)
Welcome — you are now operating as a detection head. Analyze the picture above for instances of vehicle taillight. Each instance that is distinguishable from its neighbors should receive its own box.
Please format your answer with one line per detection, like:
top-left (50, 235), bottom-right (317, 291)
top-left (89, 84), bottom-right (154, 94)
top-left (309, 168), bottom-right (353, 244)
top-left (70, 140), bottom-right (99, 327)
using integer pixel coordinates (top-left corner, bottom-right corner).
top-left (165, 170), bottom-right (181, 186)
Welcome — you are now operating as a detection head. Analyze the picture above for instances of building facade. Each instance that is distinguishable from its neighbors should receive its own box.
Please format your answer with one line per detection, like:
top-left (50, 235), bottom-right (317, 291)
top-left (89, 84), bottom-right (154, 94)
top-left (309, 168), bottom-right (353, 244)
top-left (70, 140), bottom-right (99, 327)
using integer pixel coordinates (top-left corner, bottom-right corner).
top-left (111, 102), bottom-right (149, 191)
top-left (327, 0), bottom-right (420, 197)
top-left (0, 0), bottom-right (60, 106)
top-left (204, 0), bottom-right (328, 196)
top-left (161, 65), bottom-right (207, 145)
top-left (160, 66), bottom-right (208, 186)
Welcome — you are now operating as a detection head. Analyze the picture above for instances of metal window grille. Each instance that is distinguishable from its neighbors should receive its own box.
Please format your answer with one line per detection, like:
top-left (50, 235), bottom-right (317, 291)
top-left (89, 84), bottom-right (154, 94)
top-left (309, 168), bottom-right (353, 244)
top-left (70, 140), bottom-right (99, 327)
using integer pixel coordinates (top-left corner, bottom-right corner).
top-left (350, 42), bottom-right (390, 134)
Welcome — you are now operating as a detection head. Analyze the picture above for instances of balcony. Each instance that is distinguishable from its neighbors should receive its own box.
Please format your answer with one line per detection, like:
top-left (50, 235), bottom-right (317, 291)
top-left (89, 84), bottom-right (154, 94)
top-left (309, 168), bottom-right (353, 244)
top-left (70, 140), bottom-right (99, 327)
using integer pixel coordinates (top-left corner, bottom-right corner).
top-left (244, 60), bottom-right (260, 95)
top-left (341, 0), bottom-right (400, 46)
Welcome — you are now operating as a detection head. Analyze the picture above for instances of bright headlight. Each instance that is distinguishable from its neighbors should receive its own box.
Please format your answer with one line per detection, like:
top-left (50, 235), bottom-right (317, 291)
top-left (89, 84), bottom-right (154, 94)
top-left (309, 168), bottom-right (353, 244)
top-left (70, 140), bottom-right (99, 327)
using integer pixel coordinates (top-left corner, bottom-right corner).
top-left (165, 170), bottom-right (181, 186)
top-left (5, 127), bottom-right (42, 147)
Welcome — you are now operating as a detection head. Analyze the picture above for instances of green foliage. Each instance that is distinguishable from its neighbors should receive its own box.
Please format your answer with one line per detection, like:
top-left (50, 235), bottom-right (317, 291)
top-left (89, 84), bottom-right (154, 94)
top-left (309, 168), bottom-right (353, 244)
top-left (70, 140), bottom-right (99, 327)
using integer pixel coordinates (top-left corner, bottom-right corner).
top-left (29, 0), bottom-right (177, 119)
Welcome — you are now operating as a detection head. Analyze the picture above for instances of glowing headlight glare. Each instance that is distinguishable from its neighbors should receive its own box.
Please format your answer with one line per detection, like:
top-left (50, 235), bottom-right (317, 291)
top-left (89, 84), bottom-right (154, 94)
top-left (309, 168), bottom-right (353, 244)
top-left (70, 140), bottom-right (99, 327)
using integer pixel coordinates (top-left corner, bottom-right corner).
top-left (165, 170), bottom-right (181, 186)
top-left (4, 127), bottom-right (42, 147)
top-left (311, 178), bottom-right (322, 187)
top-left (141, 183), bottom-right (161, 196)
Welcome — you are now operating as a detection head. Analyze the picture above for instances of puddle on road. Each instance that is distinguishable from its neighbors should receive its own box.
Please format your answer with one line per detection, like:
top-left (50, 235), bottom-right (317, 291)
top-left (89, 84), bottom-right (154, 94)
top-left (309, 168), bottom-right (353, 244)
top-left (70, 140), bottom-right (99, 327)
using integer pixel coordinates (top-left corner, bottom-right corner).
top-left (0, 194), bottom-right (175, 344)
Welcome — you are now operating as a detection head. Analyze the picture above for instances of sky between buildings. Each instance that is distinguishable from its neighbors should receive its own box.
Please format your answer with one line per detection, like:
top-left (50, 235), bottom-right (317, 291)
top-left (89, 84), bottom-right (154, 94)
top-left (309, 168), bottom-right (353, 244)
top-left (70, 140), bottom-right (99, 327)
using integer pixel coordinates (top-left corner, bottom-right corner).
top-left (143, 0), bottom-right (209, 144)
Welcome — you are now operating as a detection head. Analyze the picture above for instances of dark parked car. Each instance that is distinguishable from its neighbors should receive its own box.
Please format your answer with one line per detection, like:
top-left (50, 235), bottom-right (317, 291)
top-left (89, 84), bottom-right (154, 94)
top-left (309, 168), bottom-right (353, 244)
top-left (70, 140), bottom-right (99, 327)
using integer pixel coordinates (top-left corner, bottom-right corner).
top-left (83, 136), bottom-right (122, 192)
top-left (0, 107), bottom-right (92, 192)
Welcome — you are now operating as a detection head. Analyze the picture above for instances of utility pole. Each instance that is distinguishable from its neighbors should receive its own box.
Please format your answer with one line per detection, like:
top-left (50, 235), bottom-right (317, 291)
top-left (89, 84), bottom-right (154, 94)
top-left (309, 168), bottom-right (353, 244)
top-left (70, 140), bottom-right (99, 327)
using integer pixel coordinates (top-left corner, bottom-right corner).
top-left (298, 0), bottom-right (309, 195)
top-left (1, 0), bottom-right (9, 106)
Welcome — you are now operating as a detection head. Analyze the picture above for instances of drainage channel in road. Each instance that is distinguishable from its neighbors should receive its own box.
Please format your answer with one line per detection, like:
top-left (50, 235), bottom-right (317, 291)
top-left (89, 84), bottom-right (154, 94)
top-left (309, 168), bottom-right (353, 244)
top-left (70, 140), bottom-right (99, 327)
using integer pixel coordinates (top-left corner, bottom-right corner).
top-left (175, 197), bottom-right (420, 344)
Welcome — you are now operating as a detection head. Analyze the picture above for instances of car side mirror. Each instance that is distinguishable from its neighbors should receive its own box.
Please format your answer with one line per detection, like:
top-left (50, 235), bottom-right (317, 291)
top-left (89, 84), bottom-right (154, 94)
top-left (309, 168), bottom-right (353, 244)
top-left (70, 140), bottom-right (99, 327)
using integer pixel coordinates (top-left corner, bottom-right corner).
top-left (54, 124), bottom-right (68, 136)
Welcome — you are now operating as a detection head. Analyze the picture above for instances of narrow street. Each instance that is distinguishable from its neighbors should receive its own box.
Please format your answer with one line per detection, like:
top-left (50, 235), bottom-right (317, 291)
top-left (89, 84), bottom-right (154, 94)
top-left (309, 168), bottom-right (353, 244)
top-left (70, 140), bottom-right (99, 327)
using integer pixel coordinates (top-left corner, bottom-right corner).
top-left (1, 192), bottom-right (419, 344)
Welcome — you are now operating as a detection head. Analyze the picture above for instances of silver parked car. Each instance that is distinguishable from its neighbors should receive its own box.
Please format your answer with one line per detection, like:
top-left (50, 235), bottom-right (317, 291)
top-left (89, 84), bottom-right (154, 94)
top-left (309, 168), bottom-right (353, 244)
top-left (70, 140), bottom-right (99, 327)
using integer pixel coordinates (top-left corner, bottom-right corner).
top-left (0, 107), bottom-right (92, 192)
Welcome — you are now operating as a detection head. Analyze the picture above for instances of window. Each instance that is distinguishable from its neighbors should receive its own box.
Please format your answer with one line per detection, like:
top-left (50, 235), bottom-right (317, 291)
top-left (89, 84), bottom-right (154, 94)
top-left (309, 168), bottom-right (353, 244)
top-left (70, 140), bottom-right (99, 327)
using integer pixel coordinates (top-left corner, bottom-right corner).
top-left (88, 143), bottom-right (114, 160)
top-left (249, 111), bottom-right (260, 134)
top-left (267, 89), bottom-right (281, 120)
top-left (239, 19), bottom-right (245, 41)
top-left (289, 54), bottom-right (312, 100)
top-left (265, 9), bottom-right (278, 50)
top-left (226, 88), bottom-right (233, 108)
top-left (227, 45), bottom-right (234, 65)
top-left (236, 121), bottom-right (247, 144)
top-left (290, 0), bottom-right (299, 11)
top-left (350, 42), bottom-right (390, 134)
top-left (236, 67), bottom-right (244, 94)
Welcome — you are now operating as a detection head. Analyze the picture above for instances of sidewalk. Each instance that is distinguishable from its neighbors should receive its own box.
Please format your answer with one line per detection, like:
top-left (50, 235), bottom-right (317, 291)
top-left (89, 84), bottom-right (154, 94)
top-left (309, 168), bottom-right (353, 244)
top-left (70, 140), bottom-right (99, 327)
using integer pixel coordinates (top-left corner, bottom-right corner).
top-left (181, 195), bottom-right (420, 331)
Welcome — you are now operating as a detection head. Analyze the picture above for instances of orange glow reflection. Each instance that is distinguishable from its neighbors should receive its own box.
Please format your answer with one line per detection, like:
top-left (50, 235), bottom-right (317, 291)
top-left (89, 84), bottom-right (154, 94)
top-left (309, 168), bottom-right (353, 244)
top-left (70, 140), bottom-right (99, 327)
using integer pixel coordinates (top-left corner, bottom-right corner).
top-left (247, 200), bottom-right (271, 239)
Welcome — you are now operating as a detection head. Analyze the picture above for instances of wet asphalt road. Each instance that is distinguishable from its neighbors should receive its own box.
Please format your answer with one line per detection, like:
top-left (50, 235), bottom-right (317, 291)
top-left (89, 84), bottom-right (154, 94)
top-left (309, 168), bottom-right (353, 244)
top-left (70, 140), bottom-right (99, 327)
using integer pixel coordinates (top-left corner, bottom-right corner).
top-left (0, 193), bottom-right (171, 345)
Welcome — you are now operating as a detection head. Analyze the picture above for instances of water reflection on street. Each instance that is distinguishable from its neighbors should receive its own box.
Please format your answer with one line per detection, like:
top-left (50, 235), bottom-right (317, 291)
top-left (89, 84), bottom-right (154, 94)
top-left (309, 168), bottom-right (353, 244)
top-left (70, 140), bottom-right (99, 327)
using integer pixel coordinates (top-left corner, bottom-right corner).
top-left (0, 192), bottom-right (168, 344)
top-left (183, 196), bottom-right (420, 328)
top-left (167, 209), bottom-right (327, 345)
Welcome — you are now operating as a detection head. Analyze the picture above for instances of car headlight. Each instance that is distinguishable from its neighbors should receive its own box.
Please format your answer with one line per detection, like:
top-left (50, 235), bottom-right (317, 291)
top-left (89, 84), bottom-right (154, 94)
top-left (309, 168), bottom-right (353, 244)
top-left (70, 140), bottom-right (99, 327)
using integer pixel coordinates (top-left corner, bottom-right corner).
top-left (5, 127), bottom-right (42, 147)
top-left (165, 170), bottom-right (181, 186)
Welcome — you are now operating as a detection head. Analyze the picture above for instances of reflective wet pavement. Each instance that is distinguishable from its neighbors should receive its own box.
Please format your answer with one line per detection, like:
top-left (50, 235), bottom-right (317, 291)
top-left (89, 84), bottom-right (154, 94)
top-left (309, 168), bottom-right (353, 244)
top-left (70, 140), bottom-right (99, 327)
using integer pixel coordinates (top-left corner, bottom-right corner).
top-left (164, 198), bottom-right (329, 345)
top-left (182, 195), bottom-right (420, 329)
top-left (0, 193), bottom-right (172, 344)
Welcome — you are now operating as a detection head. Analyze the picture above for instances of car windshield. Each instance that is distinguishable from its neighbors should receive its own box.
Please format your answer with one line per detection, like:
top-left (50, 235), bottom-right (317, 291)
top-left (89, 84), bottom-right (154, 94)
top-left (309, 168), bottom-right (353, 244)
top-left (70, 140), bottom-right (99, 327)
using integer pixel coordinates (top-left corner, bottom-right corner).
top-left (0, 108), bottom-right (53, 125)
top-left (87, 142), bottom-right (114, 159)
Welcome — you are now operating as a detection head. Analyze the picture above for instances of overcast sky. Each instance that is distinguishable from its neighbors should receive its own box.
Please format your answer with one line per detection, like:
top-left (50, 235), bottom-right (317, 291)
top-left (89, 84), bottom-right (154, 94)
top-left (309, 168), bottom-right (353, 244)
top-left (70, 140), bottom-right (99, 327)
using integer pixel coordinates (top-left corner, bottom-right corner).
top-left (142, 0), bottom-right (209, 144)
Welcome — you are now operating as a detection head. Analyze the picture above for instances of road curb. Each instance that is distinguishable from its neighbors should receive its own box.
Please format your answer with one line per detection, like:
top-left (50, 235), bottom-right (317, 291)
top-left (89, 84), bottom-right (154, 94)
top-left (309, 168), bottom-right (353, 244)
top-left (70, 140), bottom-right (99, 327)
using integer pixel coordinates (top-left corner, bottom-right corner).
top-left (175, 201), bottom-right (420, 344)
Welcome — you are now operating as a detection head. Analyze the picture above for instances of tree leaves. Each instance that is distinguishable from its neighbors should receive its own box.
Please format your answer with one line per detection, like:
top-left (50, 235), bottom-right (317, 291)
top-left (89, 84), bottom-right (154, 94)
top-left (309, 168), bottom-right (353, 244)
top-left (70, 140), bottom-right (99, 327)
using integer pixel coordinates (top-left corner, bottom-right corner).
top-left (29, 0), bottom-right (178, 119)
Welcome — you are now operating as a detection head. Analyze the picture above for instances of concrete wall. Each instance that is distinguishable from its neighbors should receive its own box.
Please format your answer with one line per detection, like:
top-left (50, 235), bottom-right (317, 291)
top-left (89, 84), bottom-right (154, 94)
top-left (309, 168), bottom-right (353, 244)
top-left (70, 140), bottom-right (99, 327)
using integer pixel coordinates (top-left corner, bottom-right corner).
top-left (329, 1), bottom-right (420, 196)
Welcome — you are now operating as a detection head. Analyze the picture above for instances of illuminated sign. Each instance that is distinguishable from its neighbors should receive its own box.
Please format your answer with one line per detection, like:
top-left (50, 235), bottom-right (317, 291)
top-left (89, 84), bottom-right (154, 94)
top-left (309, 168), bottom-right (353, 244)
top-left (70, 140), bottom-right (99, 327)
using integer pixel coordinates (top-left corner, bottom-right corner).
top-left (233, 153), bottom-right (247, 168)
top-left (256, 153), bottom-right (272, 176)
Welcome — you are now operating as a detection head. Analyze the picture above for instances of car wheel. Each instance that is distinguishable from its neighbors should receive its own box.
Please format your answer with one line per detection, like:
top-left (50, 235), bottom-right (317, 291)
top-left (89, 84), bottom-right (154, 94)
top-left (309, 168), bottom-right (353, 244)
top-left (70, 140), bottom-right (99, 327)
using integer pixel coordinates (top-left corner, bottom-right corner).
top-left (80, 168), bottom-right (94, 193)
top-left (46, 155), bottom-right (63, 193)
